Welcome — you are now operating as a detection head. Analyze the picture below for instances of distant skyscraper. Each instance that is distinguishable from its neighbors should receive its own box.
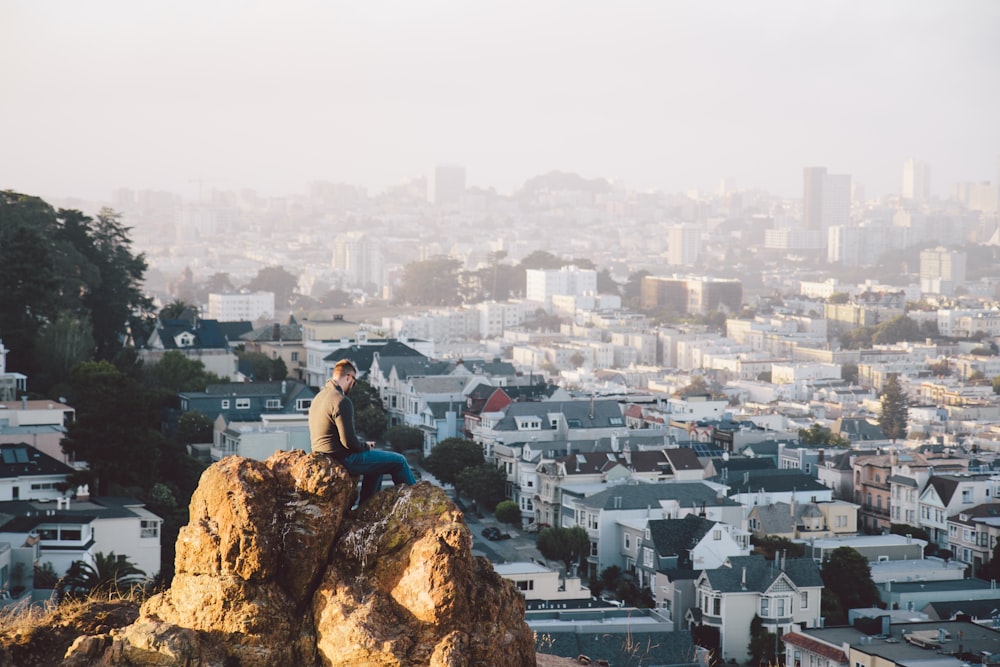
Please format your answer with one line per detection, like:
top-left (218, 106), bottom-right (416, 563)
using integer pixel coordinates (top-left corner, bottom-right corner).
top-left (802, 167), bottom-right (851, 242)
top-left (666, 223), bottom-right (701, 267)
top-left (902, 159), bottom-right (931, 202)
top-left (429, 164), bottom-right (466, 206)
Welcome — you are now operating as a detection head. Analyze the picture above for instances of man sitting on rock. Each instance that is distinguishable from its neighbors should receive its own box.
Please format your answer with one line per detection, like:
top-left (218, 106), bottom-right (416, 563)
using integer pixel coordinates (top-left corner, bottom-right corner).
top-left (308, 358), bottom-right (416, 506)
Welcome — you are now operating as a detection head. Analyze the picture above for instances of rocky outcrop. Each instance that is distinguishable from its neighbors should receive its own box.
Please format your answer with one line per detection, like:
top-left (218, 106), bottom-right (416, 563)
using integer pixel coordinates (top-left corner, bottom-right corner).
top-left (83, 450), bottom-right (536, 666)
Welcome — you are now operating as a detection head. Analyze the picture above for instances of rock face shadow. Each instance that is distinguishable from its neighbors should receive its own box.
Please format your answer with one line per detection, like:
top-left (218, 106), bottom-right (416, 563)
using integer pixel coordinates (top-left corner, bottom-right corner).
top-left (83, 450), bottom-right (536, 667)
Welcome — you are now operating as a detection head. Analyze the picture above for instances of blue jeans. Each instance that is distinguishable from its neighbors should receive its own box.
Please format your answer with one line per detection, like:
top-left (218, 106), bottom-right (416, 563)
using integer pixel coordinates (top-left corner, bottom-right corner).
top-left (341, 449), bottom-right (416, 505)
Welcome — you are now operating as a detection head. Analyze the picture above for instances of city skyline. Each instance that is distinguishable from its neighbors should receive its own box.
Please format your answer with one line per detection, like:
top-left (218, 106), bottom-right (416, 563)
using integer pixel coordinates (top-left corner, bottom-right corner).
top-left (3, 1), bottom-right (999, 203)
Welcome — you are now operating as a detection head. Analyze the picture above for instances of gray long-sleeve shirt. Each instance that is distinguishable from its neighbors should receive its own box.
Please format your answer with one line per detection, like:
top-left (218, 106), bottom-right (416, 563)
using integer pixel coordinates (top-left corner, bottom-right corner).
top-left (308, 378), bottom-right (364, 458)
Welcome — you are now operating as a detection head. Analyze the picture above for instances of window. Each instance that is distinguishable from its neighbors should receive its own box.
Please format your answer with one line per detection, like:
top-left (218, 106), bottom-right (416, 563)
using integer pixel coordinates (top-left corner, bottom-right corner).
top-left (713, 597), bottom-right (721, 615)
top-left (836, 515), bottom-right (847, 528)
top-left (515, 580), bottom-right (534, 591)
top-left (295, 398), bottom-right (312, 411)
top-left (221, 399), bottom-right (230, 409)
top-left (590, 542), bottom-right (599, 557)
top-left (290, 352), bottom-right (299, 362)
top-left (713, 529), bottom-right (722, 540)
top-left (609, 417), bottom-right (624, 426)
top-left (141, 519), bottom-right (159, 538)
top-left (777, 597), bottom-right (786, 616)
top-left (236, 398), bottom-right (250, 410)
top-left (962, 489), bottom-right (973, 503)
top-left (800, 591), bottom-right (808, 610)
top-left (60, 528), bottom-right (82, 541)
top-left (643, 547), bottom-right (653, 567)
top-left (265, 399), bottom-right (281, 409)
top-left (624, 534), bottom-right (631, 550)
top-left (761, 598), bottom-right (769, 616)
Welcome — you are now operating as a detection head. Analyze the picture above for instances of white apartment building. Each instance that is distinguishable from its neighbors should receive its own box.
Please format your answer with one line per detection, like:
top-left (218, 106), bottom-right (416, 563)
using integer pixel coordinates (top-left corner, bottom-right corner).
top-left (525, 266), bottom-right (597, 311)
top-left (771, 362), bottom-right (842, 385)
top-left (207, 291), bottom-right (275, 322)
top-left (920, 247), bottom-right (967, 296)
top-left (474, 301), bottom-right (526, 338)
top-left (666, 223), bottom-right (701, 267)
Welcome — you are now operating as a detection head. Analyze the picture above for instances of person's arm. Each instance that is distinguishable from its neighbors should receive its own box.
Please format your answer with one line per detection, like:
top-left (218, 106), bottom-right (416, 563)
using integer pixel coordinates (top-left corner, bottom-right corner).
top-left (334, 396), bottom-right (366, 453)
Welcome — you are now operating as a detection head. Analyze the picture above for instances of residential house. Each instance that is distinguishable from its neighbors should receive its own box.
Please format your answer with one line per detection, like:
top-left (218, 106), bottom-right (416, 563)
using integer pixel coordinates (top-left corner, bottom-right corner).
top-left (570, 481), bottom-right (745, 579)
top-left (622, 514), bottom-right (750, 588)
top-left (889, 451), bottom-right (967, 528)
top-left (178, 380), bottom-right (315, 424)
top-left (142, 317), bottom-right (250, 380)
top-left (211, 413), bottom-right (311, 462)
top-left (816, 450), bottom-right (861, 501)
top-left (0, 495), bottom-right (162, 601)
top-left (713, 468), bottom-right (834, 508)
top-left (853, 453), bottom-right (893, 534)
top-left (947, 502), bottom-right (1000, 572)
top-left (691, 554), bottom-right (824, 663)
top-left (396, 375), bottom-right (470, 454)
top-left (0, 443), bottom-right (73, 502)
top-left (919, 473), bottom-right (998, 549)
top-left (799, 534), bottom-right (926, 565)
top-left (239, 316), bottom-right (305, 381)
top-left (747, 500), bottom-right (858, 540)
top-left (493, 561), bottom-right (591, 604)
top-left (0, 400), bottom-right (76, 466)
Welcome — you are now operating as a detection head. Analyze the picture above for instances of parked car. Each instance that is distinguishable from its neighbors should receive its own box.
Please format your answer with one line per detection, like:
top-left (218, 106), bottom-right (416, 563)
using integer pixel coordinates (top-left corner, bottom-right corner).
top-left (481, 526), bottom-right (512, 541)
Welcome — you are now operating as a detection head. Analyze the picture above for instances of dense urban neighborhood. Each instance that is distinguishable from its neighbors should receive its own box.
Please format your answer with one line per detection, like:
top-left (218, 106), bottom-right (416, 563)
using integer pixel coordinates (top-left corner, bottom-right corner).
top-left (2, 161), bottom-right (1000, 665)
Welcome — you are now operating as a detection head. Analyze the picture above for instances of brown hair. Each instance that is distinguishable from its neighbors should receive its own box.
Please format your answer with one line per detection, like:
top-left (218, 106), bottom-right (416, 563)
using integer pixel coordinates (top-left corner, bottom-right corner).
top-left (332, 358), bottom-right (357, 379)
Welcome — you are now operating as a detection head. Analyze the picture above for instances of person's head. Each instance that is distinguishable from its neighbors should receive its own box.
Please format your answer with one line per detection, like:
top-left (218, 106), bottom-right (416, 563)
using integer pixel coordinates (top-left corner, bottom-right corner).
top-left (332, 359), bottom-right (358, 394)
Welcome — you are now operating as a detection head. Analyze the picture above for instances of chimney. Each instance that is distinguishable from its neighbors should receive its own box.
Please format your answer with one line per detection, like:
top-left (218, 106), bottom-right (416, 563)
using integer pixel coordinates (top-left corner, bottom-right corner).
top-left (272, 323), bottom-right (281, 341)
top-left (21, 395), bottom-right (27, 410)
top-left (741, 566), bottom-right (747, 590)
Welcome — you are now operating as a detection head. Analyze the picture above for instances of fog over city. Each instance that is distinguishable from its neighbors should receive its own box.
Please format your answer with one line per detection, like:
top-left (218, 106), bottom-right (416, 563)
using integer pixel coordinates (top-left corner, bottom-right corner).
top-left (4, 1), bottom-right (999, 202)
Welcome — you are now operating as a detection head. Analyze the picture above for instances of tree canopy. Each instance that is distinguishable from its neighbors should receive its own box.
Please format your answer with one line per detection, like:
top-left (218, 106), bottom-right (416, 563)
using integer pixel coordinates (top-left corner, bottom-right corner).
top-left (820, 546), bottom-right (880, 624)
top-left (0, 193), bottom-right (153, 390)
top-left (454, 464), bottom-right (506, 508)
top-left (384, 425), bottom-right (423, 453)
top-left (536, 526), bottom-right (590, 573)
top-left (423, 438), bottom-right (485, 485)
top-left (395, 256), bottom-right (464, 306)
top-left (244, 265), bottom-right (299, 309)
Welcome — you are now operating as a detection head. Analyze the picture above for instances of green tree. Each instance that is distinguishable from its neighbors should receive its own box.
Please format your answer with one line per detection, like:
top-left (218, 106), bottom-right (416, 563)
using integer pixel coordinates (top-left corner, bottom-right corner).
top-left (454, 464), bottom-right (506, 508)
top-left (827, 292), bottom-right (851, 304)
top-left (395, 256), bottom-right (463, 306)
top-left (159, 299), bottom-right (197, 322)
top-left (872, 314), bottom-right (923, 346)
top-left (752, 535), bottom-right (806, 560)
top-left (495, 500), bottom-right (521, 527)
top-left (350, 379), bottom-right (387, 441)
top-left (821, 546), bottom-right (880, 624)
top-left (244, 265), bottom-right (299, 309)
top-left (424, 438), bottom-right (484, 485)
top-left (175, 411), bottom-right (213, 445)
top-left (59, 551), bottom-right (146, 598)
top-left (536, 526), bottom-right (590, 574)
top-left (61, 208), bottom-right (154, 360)
top-left (148, 351), bottom-right (227, 393)
top-left (62, 361), bottom-right (161, 495)
top-left (879, 373), bottom-right (909, 442)
top-left (0, 193), bottom-right (62, 375)
top-left (596, 268), bottom-right (619, 295)
top-left (841, 362), bottom-right (859, 384)
top-left (798, 423), bottom-right (850, 448)
top-left (623, 270), bottom-right (651, 309)
top-left (747, 614), bottom-right (779, 666)
top-left (34, 311), bottom-right (95, 390)
top-left (237, 350), bottom-right (287, 381)
top-left (384, 425), bottom-right (423, 453)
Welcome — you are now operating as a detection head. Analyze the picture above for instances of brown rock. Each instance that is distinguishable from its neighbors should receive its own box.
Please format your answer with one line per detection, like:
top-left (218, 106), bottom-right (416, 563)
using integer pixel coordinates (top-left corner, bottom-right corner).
top-left (90, 450), bottom-right (535, 667)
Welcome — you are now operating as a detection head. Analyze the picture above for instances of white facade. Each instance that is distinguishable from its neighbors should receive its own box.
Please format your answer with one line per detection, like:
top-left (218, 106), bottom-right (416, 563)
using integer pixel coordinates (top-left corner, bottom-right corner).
top-left (493, 561), bottom-right (591, 602)
top-left (207, 291), bottom-right (275, 322)
top-left (525, 266), bottom-right (597, 310)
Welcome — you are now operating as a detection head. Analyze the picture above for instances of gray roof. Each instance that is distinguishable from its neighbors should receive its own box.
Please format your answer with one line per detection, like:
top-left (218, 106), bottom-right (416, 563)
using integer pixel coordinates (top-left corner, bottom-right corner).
top-left (649, 514), bottom-right (717, 559)
top-left (712, 468), bottom-right (829, 495)
top-left (491, 399), bottom-right (624, 431)
top-left (701, 555), bottom-right (823, 592)
top-left (578, 481), bottom-right (741, 511)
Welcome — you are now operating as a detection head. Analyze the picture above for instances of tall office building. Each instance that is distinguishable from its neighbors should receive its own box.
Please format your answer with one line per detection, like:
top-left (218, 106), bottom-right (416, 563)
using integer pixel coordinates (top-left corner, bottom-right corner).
top-left (802, 167), bottom-right (851, 239)
top-left (902, 159), bottom-right (931, 202)
top-left (428, 164), bottom-right (466, 206)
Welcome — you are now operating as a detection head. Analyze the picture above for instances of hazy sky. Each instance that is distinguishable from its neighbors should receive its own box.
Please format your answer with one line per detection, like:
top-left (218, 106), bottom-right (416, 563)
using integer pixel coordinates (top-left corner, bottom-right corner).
top-left (3, 1), bottom-right (998, 202)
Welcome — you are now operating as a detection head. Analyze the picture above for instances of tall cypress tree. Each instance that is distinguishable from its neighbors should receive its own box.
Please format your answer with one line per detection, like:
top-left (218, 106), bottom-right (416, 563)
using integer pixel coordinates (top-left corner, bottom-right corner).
top-left (879, 373), bottom-right (909, 442)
